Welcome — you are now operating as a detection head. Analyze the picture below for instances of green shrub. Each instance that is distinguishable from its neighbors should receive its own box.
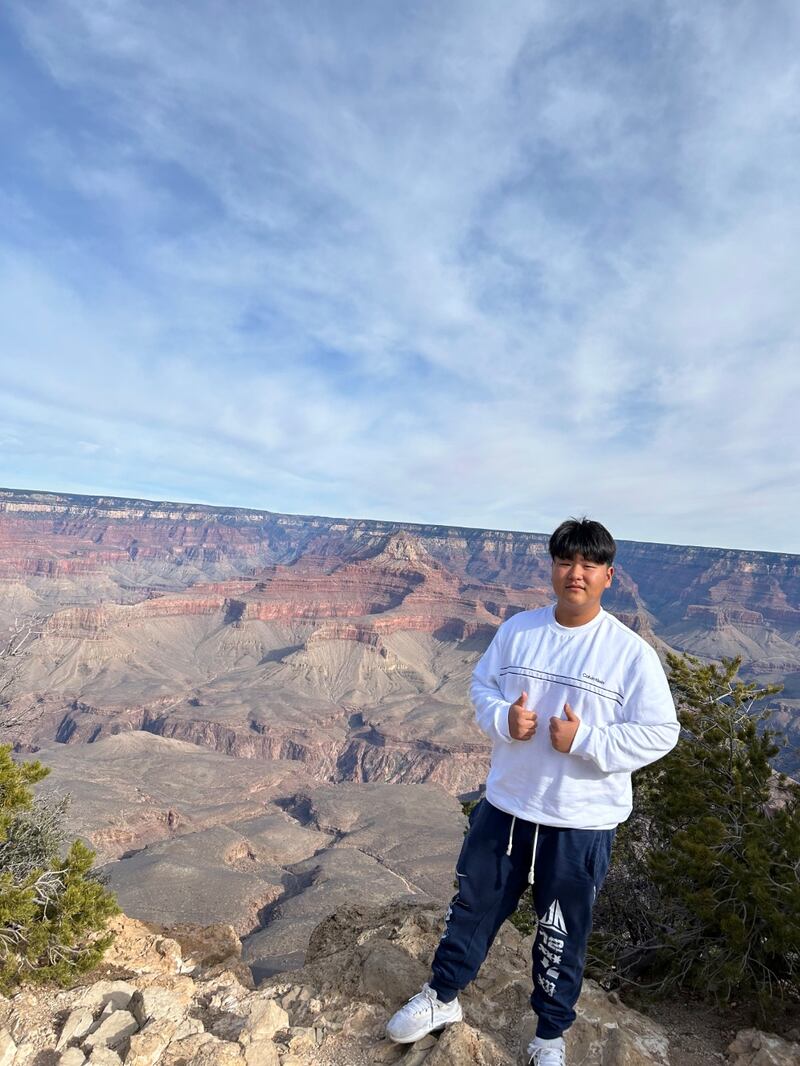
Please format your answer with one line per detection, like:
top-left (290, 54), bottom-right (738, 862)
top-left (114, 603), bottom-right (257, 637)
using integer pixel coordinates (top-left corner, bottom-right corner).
top-left (0, 744), bottom-right (119, 992)
top-left (589, 653), bottom-right (800, 1016)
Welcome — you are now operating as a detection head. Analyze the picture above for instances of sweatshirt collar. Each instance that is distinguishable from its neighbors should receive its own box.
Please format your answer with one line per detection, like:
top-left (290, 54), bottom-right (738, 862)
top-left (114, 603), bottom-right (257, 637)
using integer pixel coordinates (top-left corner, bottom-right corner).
top-left (548, 603), bottom-right (606, 634)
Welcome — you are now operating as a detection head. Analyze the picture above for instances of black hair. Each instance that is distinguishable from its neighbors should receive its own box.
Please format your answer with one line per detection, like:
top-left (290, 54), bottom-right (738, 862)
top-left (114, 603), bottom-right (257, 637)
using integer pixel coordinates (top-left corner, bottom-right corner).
top-left (548, 517), bottom-right (616, 565)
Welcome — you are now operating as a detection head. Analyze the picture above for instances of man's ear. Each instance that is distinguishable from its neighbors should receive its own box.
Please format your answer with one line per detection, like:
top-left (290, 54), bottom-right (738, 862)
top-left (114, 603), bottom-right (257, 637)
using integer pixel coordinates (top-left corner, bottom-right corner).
top-left (605, 565), bottom-right (614, 588)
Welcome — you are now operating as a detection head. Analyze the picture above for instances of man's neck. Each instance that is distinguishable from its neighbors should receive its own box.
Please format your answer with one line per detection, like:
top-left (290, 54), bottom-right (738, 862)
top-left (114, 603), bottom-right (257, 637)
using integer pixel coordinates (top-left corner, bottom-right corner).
top-left (554, 603), bottom-right (602, 628)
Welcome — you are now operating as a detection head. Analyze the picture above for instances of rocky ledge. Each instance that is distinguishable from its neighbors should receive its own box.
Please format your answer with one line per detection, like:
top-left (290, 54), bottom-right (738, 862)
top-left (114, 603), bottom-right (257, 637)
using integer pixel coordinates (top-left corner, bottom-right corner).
top-left (1, 905), bottom-right (798, 1066)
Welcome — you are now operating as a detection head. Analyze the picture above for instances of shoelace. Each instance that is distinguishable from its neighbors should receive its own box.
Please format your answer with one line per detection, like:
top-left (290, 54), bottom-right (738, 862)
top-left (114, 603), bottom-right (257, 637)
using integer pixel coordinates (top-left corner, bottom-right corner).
top-left (410, 985), bottom-right (438, 1020)
top-left (527, 1043), bottom-right (565, 1066)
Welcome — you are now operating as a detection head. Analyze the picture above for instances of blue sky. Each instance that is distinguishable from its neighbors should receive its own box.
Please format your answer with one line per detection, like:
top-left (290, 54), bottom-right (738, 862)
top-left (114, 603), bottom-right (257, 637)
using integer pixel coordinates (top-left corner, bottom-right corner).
top-left (0, 2), bottom-right (798, 553)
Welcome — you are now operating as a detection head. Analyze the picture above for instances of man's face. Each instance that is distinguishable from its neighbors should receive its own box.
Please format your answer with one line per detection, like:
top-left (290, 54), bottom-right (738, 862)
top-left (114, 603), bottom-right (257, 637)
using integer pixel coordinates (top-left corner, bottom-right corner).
top-left (551, 553), bottom-right (613, 614)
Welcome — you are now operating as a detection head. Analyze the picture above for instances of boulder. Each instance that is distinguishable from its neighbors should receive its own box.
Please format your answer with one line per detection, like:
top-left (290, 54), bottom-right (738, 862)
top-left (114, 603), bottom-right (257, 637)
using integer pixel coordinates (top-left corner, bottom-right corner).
top-left (87, 1048), bottom-right (122, 1066)
top-left (358, 938), bottom-right (429, 1006)
top-left (82, 1009), bottom-right (138, 1053)
top-left (286, 1025), bottom-right (318, 1055)
top-left (128, 975), bottom-right (195, 1025)
top-left (371, 1039), bottom-right (407, 1063)
top-left (425, 1021), bottom-right (514, 1065)
top-left (77, 981), bottom-right (136, 1014)
top-left (56, 1007), bottom-right (95, 1050)
top-left (393, 1043), bottom-right (435, 1066)
top-left (174, 1017), bottom-right (205, 1041)
top-left (58, 1049), bottom-right (87, 1066)
top-left (125, 1012), bottom-right (206, 1065)
top-left (519, 979), bottom-right (670, 1066)
top-left (341, 1002), bottom-right (385, 1039)
top-left (0, 1028), bottom-right (15, 1066)
top-left (242, 1039), bottom-right (280, 1066)
top-left (101, 915), bottom-right (182, 977)
top-left (728, 1028), bottom-right (800, 1066)
top-left (237, 997), bottom-right (289, 1044)
top-left (158, 1033), bottom-right (216, 1066)
top-left (86, 1049), bottom-right (122, 1066)
top-left (125, 1017), bottom-right (181, 1066)
top-left (181, 1034), bottom-right (246, 1064)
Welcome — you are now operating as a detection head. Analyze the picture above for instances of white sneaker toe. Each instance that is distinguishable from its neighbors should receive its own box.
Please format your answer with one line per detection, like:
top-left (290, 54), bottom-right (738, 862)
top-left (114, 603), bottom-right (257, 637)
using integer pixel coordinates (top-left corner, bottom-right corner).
top-left (386, 983), bottom-right (462, 1043)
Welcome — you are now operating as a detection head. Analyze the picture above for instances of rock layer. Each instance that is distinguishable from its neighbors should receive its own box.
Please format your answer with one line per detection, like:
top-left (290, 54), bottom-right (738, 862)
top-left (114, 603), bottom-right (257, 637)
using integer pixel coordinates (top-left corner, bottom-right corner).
top-left (2, 487), bottom-right (798, 781)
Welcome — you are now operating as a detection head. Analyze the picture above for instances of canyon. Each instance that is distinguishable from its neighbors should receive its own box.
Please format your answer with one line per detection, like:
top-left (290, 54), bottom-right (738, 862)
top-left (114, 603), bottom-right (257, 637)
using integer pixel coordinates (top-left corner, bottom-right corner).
top-left (1, 486), bottom-right (798, 979)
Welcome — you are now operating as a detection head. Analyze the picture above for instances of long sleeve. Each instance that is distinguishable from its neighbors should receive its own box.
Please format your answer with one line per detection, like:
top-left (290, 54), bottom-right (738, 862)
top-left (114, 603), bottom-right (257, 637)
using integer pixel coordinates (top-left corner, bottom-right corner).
top-left (569, 647), bottom-right (679, 773)
top-left (470, 627), bottom-right (513, 745)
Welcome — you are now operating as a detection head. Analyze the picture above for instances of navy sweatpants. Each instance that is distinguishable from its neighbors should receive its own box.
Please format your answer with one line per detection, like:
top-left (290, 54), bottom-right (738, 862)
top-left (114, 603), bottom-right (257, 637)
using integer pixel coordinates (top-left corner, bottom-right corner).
top-left (429, 798), bottom-right (614, 1039)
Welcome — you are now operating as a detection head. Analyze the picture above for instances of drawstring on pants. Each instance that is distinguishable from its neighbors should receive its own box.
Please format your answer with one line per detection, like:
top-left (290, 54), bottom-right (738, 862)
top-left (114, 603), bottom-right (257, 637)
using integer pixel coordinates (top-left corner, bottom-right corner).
top-left (529, 823), bottom-right (539, 885)
top-left (505, 814), bottom-right (540, 886)
top-left (505, 815), bottom-right (516, 857)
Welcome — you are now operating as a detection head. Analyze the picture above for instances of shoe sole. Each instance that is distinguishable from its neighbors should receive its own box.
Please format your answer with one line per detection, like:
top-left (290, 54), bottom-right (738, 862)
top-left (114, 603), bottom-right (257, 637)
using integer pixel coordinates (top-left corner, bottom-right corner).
top-left (386, 1006), bottom-right (463, 1044)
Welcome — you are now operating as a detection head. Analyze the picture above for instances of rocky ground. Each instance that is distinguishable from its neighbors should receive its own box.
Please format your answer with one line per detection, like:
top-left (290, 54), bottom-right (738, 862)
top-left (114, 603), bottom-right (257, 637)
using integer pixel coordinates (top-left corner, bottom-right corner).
top-left (1, 903), bottom-right (798, 1066)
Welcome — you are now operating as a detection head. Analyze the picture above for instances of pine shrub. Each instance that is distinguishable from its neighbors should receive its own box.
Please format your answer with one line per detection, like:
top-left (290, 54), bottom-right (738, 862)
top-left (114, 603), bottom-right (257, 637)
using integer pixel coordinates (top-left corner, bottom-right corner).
top-left (589, 653), bottom-right (800, 1015)
top-left (0, 744), bottom-right (119, 992)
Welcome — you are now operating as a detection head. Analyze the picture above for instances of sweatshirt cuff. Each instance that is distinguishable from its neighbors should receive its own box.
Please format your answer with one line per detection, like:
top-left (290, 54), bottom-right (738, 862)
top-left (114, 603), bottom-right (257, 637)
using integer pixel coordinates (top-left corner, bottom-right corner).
top-left (494, 704), bottom-right (513, 743)
top-left (569, 719), bottom-right (594, 759)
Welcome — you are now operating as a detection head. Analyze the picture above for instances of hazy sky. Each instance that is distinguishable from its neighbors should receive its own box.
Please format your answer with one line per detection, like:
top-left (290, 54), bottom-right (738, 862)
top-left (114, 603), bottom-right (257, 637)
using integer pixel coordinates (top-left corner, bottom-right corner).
top-left (1, 2), bottom-right (798, 552)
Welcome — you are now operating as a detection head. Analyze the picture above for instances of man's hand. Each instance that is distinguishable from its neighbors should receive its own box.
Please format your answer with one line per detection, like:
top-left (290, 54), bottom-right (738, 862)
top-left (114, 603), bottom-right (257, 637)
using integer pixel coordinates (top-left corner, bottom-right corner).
top-left (549, 702), bottom-right (580, 752)
top-left (508, 692), bottom-right (537, 741)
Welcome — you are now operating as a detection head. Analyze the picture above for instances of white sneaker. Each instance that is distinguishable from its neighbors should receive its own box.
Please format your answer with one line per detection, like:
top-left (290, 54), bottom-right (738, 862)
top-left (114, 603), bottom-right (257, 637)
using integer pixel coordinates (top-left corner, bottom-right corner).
top-left (385, 982), bottom-right (463, 1043)
top-left (527, 1035), bottom-right (566, 1065)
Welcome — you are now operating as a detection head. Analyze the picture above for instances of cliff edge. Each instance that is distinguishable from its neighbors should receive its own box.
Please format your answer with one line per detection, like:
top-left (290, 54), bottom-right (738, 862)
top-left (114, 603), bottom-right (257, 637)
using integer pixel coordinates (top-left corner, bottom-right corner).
top-left (1, 904), bottom-right (797, 1066)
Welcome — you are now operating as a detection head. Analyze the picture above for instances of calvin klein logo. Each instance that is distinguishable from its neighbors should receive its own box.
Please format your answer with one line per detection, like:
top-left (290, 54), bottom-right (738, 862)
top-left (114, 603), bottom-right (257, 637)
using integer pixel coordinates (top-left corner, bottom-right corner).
top-left (582, 672), bottom-right (605, 685)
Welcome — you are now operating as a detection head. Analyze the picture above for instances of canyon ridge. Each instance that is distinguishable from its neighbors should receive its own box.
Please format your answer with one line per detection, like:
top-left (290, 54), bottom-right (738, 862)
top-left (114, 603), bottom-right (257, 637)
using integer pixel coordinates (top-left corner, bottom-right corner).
top-left (1, 486), bottom-right (798, 979)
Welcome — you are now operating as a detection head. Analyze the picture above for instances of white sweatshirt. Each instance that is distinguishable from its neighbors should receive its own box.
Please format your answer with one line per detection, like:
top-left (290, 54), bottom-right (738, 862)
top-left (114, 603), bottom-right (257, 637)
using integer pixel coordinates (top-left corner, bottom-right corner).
top-left (471, 604), bottom-right (679, 830)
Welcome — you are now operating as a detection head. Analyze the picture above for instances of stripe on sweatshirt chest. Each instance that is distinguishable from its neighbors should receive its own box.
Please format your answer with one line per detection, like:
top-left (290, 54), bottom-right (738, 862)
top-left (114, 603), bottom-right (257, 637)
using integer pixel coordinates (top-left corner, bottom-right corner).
top-left (499, 666), bottom-right (623, 706)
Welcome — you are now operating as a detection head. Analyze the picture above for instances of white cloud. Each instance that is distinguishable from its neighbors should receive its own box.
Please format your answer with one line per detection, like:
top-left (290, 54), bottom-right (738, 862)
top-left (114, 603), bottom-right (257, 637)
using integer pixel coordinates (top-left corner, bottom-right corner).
top-left (0, 1), bottom-right (798, 551)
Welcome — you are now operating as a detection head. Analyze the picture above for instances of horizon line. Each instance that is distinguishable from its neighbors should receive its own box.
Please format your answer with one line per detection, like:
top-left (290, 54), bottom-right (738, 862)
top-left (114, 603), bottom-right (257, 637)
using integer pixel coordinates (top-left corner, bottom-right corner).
top-left (1, 483), bottom-right (796, 561)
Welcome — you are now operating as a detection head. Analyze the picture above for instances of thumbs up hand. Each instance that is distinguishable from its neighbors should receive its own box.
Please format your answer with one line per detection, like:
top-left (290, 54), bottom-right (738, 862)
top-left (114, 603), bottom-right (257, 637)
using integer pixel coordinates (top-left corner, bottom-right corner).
top-left (549, 702), bottom-right (581, 753)
top-left (508, 692), bottom-right (538, 740)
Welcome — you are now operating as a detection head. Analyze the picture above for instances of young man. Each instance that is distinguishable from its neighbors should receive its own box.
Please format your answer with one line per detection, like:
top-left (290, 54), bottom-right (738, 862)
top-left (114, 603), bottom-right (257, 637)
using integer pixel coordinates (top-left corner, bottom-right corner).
top-left (386, 518), bottom-right (679, 1066)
